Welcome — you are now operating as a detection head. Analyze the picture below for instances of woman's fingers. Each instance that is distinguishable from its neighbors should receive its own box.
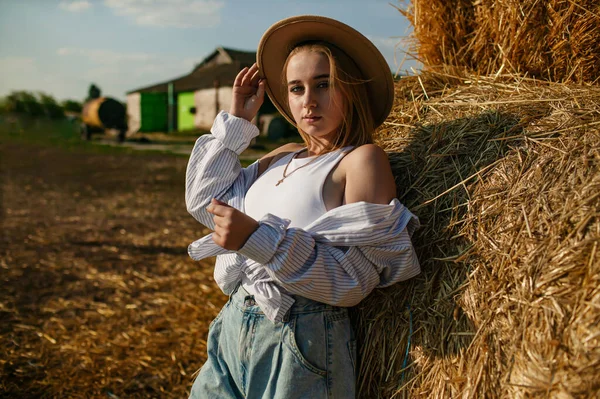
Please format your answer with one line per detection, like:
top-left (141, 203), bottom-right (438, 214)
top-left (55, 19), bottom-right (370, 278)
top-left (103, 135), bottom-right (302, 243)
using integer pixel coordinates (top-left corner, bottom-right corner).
top-left (230, 64), bottom-right (263, 121)
top-left (212, 230), bottom-right (222, 245)
top-left (212, 215), bottom-right (229, 233)
top-left (241, 63), bottom-right (258, 87)
top-left (249, 68), bottom-right (261, 87)
top-left (233, 66), bottom-right (249, 87)
top-left (208, 200), bottom-right (232, 230)
top-left (207, 198), bottom-right (232, 215)
top-left (207, 204), bottom-right (227, 217)
top-left (256, 79), bottom-right (265, 100)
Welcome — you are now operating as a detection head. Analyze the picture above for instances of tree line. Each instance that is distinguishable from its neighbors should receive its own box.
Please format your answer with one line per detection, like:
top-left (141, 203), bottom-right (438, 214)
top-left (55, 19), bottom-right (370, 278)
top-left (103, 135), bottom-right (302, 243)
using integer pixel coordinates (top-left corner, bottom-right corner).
top-left (0, 91), bottom-right (83, 119)
top-left (0, 84), bottom-right (110, 119)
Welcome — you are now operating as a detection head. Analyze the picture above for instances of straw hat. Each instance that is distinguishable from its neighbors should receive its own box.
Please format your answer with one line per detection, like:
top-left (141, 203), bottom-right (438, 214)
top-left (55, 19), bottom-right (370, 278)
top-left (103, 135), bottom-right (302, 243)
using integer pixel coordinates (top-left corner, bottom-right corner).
top-left (257, 15), bottom-right (394, 129)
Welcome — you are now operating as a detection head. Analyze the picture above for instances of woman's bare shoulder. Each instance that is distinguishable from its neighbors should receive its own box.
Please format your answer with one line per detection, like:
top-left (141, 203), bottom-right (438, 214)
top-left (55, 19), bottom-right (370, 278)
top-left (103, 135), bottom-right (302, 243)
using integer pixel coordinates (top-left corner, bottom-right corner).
top-left (257, 142), bottom-right (304, 177)
top-left (343, 144), bottom-right (390, 169)
top-left (342, 144), bottom-right (396, 204)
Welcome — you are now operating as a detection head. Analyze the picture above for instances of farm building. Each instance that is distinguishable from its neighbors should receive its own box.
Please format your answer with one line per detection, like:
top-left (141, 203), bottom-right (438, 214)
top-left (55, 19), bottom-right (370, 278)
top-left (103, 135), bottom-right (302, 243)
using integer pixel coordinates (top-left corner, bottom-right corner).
top-left (126, 47), bottom-right (277, 134)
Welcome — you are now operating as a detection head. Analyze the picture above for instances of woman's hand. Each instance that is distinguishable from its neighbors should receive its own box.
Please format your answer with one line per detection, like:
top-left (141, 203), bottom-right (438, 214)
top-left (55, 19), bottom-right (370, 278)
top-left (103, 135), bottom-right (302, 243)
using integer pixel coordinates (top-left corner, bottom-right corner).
top-left (207, 198), bottom-right (259, 251)
top-left (229, 63), bottom-right (265, 122)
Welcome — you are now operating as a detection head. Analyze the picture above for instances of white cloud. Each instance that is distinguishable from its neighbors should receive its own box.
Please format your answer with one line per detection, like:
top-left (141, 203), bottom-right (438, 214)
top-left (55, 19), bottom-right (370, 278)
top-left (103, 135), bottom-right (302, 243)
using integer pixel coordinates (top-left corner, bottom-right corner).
top-left (59, 1), bottom-right (93, 12)
top-left (103, 0), bottom-right (225, 28)
top-left (370, 36), bottom-right (403, 49)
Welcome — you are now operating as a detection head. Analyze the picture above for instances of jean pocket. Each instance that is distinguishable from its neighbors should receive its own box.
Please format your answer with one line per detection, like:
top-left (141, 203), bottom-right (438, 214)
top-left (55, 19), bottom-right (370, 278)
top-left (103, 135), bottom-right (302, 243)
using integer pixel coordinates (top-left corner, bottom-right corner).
top-left (283, 315), bottom-right (328, 377)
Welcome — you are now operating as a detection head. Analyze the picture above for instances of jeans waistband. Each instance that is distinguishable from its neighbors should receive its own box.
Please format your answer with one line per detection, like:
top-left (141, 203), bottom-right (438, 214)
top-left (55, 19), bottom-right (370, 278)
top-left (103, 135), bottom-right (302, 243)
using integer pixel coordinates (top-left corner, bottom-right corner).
top-left (230, 285), bottom-right (342, 317)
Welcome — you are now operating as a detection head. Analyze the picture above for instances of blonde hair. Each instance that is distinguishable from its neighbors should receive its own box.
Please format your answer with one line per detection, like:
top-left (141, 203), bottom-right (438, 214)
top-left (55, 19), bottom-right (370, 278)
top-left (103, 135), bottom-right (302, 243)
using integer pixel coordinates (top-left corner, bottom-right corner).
top-left (281, 42), bottom-right (375, 154)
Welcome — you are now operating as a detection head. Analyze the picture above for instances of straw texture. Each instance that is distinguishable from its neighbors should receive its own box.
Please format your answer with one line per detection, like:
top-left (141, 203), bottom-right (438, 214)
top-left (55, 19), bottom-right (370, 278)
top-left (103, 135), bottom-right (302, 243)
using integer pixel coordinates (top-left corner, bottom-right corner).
top-left (397, 0), bottom-right (600, 83)
top-left (0, 146), bottom-right (224, 397)
top-left (354, 70), bottom-right (599, 398)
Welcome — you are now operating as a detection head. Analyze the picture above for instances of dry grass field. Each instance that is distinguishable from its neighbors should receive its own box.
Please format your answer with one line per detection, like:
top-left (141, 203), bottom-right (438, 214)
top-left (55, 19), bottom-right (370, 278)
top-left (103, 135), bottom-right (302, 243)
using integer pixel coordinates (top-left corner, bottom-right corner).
top-left (0, 136), bottom-right (227, 398)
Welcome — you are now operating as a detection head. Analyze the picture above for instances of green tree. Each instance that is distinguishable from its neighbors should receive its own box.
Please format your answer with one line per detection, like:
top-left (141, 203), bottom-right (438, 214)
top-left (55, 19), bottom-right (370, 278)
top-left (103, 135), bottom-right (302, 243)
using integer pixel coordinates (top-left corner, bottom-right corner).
top-left (0, 97), bottom-right (8, 114)
top-left (4, 91), bottom-right (26, 113)
top-left (38, 92), bottom-right (64, 119)
top-left (61, 99), bottom-right (83, 113)
top-left (4, 91), bottom-right (44, 116)
top-left (87, 84), bottom-right (101, 101)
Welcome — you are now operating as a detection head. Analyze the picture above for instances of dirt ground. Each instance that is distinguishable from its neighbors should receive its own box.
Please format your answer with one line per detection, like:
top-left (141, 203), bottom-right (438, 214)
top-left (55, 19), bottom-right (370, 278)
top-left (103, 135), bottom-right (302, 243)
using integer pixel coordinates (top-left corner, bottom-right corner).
top-left (0, 141), bottom-right (227, 398)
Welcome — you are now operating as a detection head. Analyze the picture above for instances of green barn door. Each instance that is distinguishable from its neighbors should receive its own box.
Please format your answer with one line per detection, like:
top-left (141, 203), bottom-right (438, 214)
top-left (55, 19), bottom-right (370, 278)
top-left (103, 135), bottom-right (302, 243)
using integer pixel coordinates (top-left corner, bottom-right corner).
top-left (177, 92), bottom-right (196, 131)
top-left (140, 93), bottom-right (168, 132)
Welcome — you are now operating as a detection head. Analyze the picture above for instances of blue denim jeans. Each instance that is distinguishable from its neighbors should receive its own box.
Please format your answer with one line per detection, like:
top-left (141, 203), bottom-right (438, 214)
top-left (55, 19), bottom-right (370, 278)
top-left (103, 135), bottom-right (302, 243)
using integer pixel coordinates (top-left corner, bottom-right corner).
top-left (189, 285), bottom-right (357, 398)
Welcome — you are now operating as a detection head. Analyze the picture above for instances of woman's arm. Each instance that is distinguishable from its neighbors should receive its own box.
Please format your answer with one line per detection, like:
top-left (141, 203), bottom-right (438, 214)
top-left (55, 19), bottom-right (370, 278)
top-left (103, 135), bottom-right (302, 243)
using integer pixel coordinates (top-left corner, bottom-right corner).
top-left (185, 113), bottom-right (260, 229)
top-left (208, 144), bottom-right (420, 306)
top-left (185, 64), bottom-right (265, 229)
top-left (237, 209), bottom-right (419, 306)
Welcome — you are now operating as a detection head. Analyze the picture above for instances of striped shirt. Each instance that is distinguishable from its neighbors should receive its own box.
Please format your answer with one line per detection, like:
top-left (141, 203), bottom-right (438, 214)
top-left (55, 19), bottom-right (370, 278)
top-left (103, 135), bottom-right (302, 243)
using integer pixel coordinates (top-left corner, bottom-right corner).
top-left (185, 111), bottom-right (421, 322)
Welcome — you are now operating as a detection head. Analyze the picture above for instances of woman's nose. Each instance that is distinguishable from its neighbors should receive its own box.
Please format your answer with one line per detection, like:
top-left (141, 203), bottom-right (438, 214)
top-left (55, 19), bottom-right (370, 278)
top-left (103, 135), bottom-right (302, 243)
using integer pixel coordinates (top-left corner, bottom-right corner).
top-left (303, 90), bottom-right (317, 108)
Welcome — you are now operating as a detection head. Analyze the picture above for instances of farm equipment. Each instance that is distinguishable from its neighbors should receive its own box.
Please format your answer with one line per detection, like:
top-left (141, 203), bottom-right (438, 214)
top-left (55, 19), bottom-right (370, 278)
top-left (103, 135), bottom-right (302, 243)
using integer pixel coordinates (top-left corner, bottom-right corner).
top-left (80, 97), bottom-right (127, 142)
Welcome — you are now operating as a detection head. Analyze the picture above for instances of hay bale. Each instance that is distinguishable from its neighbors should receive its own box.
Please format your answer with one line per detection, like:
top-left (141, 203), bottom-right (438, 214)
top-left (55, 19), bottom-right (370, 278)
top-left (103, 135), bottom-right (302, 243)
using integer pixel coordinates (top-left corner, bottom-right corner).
top-left (356, 72), bottom-right (600, 398)
top-left (397, 0), bottom-right (600, 83)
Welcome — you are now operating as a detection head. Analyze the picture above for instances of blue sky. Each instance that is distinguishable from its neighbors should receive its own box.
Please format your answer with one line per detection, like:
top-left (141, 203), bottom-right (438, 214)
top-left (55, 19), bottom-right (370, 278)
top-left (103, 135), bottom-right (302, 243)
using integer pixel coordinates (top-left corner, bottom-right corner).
top-left (0, 0), bottom-right (417, 102)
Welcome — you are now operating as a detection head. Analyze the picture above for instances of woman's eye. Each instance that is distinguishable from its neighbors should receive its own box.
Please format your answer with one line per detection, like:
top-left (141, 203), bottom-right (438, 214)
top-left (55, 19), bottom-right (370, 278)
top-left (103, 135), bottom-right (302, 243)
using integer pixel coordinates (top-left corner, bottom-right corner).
top-left (317, 81), bottom-right (329, 88)
top-left (290, 86), bottom-right (303, 93)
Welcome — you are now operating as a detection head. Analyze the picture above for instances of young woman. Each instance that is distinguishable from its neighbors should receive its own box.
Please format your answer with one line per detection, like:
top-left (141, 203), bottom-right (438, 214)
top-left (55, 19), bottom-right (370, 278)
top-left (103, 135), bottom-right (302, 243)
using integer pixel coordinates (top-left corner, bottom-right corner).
top-left (185, 15), bottom-right (420, 399)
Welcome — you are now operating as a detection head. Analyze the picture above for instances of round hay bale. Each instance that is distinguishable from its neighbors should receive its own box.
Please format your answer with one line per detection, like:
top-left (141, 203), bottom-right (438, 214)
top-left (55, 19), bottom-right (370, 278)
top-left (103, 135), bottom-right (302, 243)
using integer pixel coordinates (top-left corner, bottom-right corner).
top-left (355, 71), bottom-right (600, 398)
top-left (398, 0), bottom-right (600, 83)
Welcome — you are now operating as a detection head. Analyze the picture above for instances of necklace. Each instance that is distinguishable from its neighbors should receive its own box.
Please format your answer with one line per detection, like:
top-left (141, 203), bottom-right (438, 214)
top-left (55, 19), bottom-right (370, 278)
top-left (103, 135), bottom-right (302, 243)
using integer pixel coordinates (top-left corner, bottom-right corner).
top-left (275, 149), bottom-right (321, 186)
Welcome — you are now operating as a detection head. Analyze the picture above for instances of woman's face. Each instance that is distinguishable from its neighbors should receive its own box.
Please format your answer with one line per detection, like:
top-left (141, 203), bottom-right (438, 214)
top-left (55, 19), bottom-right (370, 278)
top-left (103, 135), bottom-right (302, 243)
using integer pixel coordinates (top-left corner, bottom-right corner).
top-left (286, 50), bottom-right (345, 141)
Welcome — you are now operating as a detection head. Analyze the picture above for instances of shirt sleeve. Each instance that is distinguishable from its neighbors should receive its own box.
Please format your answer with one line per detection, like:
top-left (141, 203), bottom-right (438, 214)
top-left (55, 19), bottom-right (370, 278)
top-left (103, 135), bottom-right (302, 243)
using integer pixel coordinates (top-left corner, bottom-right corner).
top-left (237, 213), bottom-right (421, 307)
top-left (185, 111), bottom-right (260, 229)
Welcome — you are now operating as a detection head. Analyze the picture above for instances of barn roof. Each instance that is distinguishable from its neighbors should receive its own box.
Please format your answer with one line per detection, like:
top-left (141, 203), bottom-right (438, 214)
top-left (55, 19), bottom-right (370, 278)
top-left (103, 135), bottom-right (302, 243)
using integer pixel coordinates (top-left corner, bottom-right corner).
top-left (190, 47), bottom-right (256, 72)
top-left (127, 47), bottom-right (256, 94)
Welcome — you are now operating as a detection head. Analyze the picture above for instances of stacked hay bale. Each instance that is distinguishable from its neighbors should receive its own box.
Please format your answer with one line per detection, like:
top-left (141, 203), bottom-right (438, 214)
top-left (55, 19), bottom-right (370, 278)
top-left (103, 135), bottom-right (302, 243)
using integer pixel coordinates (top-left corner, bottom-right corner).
top-left (358, 70), bottom-right (599, 398)
top-left (397, 0), bottom-right (600, 83)
top-left (357, 2), bottom-right (599, 395)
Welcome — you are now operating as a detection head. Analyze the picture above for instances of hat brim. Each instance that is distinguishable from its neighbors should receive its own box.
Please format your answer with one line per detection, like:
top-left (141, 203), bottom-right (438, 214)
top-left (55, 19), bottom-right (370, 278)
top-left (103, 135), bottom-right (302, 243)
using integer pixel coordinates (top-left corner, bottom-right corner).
top-left (257, 15), bottom-right (394, 129)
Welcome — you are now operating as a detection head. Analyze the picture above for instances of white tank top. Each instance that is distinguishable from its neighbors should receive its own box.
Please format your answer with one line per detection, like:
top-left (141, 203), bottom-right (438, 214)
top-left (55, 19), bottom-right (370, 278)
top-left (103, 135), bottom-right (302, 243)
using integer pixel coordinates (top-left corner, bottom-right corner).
top-left (245, 146), bottom-right (354, 228)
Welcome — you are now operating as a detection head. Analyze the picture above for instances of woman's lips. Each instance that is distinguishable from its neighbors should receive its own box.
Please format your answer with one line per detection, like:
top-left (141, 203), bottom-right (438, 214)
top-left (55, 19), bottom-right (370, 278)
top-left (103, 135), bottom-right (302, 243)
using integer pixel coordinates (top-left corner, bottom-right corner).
top-left (303, 116), bottom-right (322, 123)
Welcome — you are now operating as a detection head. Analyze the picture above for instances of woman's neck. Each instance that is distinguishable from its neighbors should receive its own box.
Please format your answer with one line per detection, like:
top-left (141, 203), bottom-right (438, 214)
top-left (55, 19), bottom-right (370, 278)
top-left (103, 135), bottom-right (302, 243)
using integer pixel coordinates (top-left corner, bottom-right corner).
top-left (303, 135), bottom-right (338, 157)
